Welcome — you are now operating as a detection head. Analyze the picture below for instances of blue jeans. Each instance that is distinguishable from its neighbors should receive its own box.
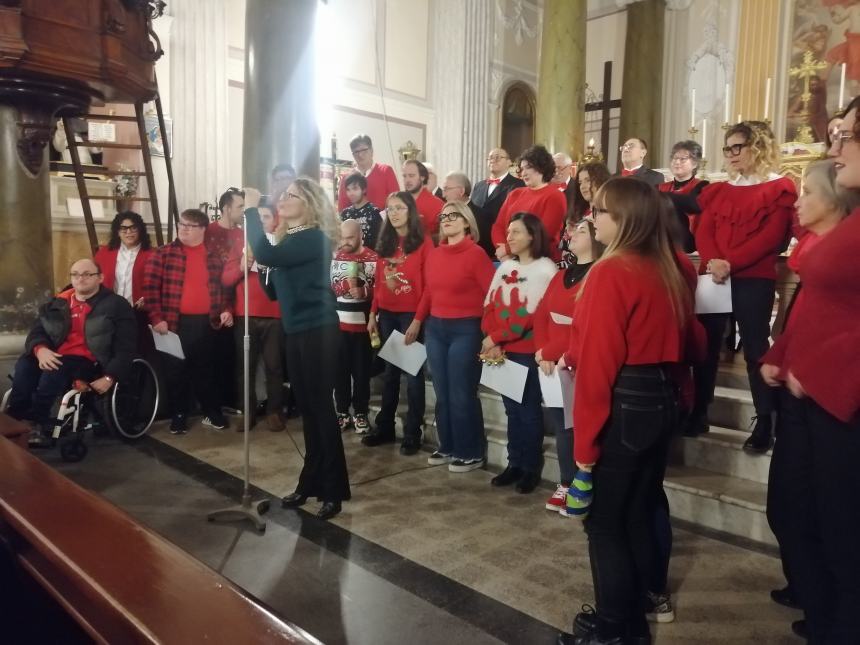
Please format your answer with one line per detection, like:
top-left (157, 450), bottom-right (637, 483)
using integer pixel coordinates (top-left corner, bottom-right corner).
top-left (501, 352), bottom-right (544, 472)
top-left (7, 354), bottom-right (100, 426)
top-left (376, 309), bottom-right (425, 440)
top-left (547, 407), bottom-right (575, 486)
top-left (424, 316), bottom-right (485, 460)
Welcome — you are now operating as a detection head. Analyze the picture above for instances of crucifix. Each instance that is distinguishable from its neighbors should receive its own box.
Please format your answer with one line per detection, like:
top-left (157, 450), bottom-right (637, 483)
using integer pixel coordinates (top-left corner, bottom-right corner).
top-left (789, 50), bottom-right (827, 144)
top-left (584, 61), bottom-right (622, 160)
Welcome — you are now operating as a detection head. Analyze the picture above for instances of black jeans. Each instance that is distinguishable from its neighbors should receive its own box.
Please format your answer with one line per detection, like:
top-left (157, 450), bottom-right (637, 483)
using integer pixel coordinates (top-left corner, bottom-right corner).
top-left (693, 277), bottom-right (775, 418)
top-left (284, 324), bottom-right (350, 502)
top-left (767, 389), bottom-right (860, 643)
top-left (160, 314), bottom-right (220, 419)
top-left (334, 331), bottom-right (373, 415)
top-left (213, 324), bottom-right (237, 409)
top-left (375, 309), bottom-right (424, 440)
top-left (234, 317), bottom-right (284, 416)
top-left (7, 354), bottom-right (101, 426)
top-left (584, 365), bottom-right (679, 629)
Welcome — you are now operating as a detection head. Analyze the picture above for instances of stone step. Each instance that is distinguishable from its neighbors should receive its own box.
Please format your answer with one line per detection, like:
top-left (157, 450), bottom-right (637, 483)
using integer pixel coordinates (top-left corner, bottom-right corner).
top-left (673, 426), bottom-right (771, 485)
top-left (709, 385), bottom-right (757, 432)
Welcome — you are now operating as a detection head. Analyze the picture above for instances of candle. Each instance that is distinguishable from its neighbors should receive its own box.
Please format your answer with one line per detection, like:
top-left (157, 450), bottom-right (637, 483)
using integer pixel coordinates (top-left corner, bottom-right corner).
top-left (724, 83), bottom-right (731, 124)
top-left (839, 63), bottom-right (847, 109)
top-left (588, 137), bottom-right (595, 148)
top-left (764, 77), bottom-right (771, 120)
top-left (702, 118), bottom-right (707, 159)
top-left (737, 113), bottom-right (742, 123)
top-left (690, 88), bottom-right (696, 128)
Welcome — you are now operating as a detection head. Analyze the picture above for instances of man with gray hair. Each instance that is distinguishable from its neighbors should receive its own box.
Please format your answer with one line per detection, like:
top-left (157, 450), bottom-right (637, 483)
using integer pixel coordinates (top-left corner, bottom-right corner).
top-left (442, 171), bottom-right (494, 259)
top-left (553, 151), bottom-right (578, 212)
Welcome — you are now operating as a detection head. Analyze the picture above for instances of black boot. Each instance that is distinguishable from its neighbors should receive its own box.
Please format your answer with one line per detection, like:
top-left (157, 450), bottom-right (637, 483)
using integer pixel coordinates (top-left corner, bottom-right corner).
top-left (683, 411), bottom-right (709, 437)
top-left (770, 586), bottom-right (801, 610)
top-left (743, 415), bottom-right (773, 454)
top-left (361, 430), bottom-right (396, 447)
top-left (491, 465), bottom-right (522, 487)
top-left (515, 470), bottom-right (541, 494)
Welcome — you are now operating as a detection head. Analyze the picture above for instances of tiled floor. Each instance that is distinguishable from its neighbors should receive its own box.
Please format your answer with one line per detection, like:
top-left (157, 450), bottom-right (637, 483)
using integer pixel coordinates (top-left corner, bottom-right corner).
top-left (44, 416), bottom-right (803, 644)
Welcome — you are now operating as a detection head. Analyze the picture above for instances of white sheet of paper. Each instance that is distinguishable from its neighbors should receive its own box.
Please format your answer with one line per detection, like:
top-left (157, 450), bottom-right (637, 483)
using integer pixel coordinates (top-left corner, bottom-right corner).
top-left (150, 326), bottom-right (185, 359)
top-left (378, 330), bottom-right (426, 376)
top-left (539, 368), bottom-right (575, 428)
top-left (695, 275), bottom-right (732, 314)
top-left (480, 359), bottom-right (529, 404)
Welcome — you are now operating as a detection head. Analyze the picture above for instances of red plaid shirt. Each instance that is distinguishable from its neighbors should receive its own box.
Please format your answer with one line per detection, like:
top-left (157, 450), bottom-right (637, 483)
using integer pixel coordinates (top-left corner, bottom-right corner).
top-left (143, 240), bottom-right (229, 331)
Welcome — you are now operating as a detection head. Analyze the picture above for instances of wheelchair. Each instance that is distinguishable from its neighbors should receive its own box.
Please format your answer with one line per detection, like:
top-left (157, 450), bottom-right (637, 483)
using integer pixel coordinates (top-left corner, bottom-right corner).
top-left (1, 358), bottom-right (160, 462)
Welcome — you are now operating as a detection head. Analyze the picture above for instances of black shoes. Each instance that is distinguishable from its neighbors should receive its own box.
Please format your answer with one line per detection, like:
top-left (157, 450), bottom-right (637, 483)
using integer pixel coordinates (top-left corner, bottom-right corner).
top-left (683, 413), bottom-right (710, 437)
top-left (743, 415), bottom-right (773, 454)
top-left (558, 607), bottom-right (651, 645)
top-left (316, 501), bottom-right (342, 520)
top-left (491, 465), bottom-right (523, 487)
top-left (515, 470), bottom-right (541, 494)
top-left (169, 414), bottom-right (187, 435)
top-left (400, 437), bottom-right (421, 455)
top-left (791, 619), bottom-right (808, 639)
top-left (281, 493), bottom-right (307, 508)
top-left (361, 431), bottom-right (396, 447)
top-left (770, 586), bottom-right (801, 610)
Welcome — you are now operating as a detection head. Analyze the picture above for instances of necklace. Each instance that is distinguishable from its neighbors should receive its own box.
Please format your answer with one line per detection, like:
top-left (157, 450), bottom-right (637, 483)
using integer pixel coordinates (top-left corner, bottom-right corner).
top-left (286, 224), bottom-right (314, 235)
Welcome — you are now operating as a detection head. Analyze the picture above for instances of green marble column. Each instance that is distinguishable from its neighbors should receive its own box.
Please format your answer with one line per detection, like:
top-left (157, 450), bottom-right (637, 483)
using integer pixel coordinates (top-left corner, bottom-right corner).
top-left (535, 0), bottom-right (586, 158)
top-left (242, 0), bottom-right (320, 190)
top-left (0, 104), bottom-right (53, 332)
top-left (618, 0), bottom-right (665, 166)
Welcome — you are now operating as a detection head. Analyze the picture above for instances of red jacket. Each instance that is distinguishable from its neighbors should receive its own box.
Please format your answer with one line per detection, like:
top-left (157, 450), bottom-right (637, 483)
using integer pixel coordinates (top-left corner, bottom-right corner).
top-left (569, 254), bottom-right (696, 464)
top-left (416, 237), bottom-right (495, 321)
top-left (414, 189), bottom-right (444, 237)
top-left (695, 177), bottom-right (796, 280)
top-left (763, 209), bottom-right (860, 422)
top-left (143, 240), bottom-right (229, 332)
top-left (221, 248), bottom-right (282, 319)
top-left (482, 257), bottom-right (557, 354)
top-left (371, 237), bottom-right (433, 314)
top-left (533, 264), bottom-right (592, 362)
top-left (337, 163), bottom-right (400, 211)
top-left (93, 245), bottom-right (153, 305)
top-left (491, 184), bottom-right (567, 261)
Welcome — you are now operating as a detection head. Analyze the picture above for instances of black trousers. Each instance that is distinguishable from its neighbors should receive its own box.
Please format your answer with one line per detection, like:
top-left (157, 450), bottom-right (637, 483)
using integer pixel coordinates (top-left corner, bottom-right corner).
top-left (767, 389), bottom-right (860, 644)
top-left (160, 314), bottom-right (220, 419)
top-left (584, 365), bottom-right (678, 630)
top-left (213, 325), bottom-right (237, 409)
top-left (334, 330), bottom-right (373, 415)
top-left (285, 324), bottom-right (351, 502)
top-left (234, 317), bottom-right (284, 416)
top-left (8, 354), bottom-right (100, 426)
top-left (693, 277), bottom-right (775, 418)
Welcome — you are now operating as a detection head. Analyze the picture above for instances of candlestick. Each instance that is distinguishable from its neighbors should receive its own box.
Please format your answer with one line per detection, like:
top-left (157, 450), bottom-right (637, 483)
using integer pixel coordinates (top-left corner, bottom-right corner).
top-left (839, 63), bottom-right (847, 110)
top-left (724, 84), bottom-right (731, 124)
top-left (764, 77), bottom-right (771, 121)
top-left (701, 118), bottom-right (707, 159)
top-left (690, 88), bottom-right (696, 128)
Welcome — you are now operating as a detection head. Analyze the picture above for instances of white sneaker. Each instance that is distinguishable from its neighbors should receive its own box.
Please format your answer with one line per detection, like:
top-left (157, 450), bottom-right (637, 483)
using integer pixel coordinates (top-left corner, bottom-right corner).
top-left (645, 592), bottom-right (675, 623)
top-left (448, 457), bottom-right (484, 473)
top-left (427, 451), bottom-right (451, 466)
top-left (546, 484), bottom-right (567, 512)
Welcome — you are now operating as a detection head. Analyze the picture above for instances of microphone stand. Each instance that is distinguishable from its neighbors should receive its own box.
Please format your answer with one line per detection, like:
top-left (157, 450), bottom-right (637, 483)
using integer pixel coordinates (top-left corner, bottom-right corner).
top-left (207, 213), bottom-right (270, 531)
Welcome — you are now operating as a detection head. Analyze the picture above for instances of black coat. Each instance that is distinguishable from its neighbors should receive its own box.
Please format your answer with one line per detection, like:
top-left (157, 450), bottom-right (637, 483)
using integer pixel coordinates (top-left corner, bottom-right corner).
top-left (24, 286), bottom-right (137, 382)
top-left (615, 166), bottom-right (666, 188)
top-left (467, 200), bottom-right (495, 260)
top-left (471, 173), bottom-right (526, 224)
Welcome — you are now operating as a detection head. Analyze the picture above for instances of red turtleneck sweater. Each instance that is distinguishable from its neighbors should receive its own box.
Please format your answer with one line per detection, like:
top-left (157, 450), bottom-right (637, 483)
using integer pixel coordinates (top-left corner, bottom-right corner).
top-left (416, 237), bottom-right (495, 321)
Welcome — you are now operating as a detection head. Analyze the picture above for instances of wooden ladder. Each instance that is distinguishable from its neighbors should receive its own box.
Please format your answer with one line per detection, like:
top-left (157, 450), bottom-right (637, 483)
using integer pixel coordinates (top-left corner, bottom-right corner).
top-left (63, 82), bottom-right (178, 253)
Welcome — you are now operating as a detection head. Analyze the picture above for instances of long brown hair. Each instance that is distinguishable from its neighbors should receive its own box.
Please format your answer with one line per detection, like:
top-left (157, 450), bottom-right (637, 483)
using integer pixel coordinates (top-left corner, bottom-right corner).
top-left (579, 177), bottom-right (690, 323)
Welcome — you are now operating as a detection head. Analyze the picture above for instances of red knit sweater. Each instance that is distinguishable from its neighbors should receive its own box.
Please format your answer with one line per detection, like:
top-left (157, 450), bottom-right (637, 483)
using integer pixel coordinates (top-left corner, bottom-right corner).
top-left (491, 184), bottom-right (567, 260)
top-left (533, 266), bottom-right (591, 362)
top-left (763, 209), bottom-right (860, 422)
top-left (371, 237), bottom-right (433, 314)
top-left (337, 163), bottom-right (400, 210)
top-left (180, 244), bottom-right (212, 314)
top-left (414, 189), bottom-right (444, 237)
top-left (695, 177), bottom-right (796, 280)
top-left (482, 257), bottom-right (558, 354)
top-left (416, 237), bottom-right (495, 321)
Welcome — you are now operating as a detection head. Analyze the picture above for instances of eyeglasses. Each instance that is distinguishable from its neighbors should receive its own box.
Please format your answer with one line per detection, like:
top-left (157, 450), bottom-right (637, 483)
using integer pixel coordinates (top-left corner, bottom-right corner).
top-left (118, 225), bottom-right (138, 232)
top-left (619, 143), bottom-right (638, 151)
top-left (722, 143), bottom-right (750, 157)
top-left (70, 272), bottom-right (101, 279)
top-left (670, 155), bottom-right (693, 163)
top-left (351, 147), bottom-right (371, 156)
top-left (487, 155), bottom-right (509, 161)
top-left (438, 211), bottom-right (463, 223)
top-left (178, 222), bottom-right (204, 229)
top-left (831, 129), bottom-right (857, 150)
top-left (388, 204), bottom-right (409, 212)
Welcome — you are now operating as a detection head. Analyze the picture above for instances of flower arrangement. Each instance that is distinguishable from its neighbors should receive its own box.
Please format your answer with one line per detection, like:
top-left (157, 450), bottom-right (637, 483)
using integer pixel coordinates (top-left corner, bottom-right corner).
top-left (115, 164), bottom-right (139, 197)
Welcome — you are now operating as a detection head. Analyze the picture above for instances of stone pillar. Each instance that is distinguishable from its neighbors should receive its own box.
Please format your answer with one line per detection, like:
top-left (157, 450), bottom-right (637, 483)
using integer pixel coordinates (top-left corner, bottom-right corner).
top-left (618, 0), bottom-right (665, 164)
top-left (535, 0), bottom-right (586, 158)
top-left (462, 1), bottom-right (494, 182)
top-left (242, 0), bottom-right (320, 190)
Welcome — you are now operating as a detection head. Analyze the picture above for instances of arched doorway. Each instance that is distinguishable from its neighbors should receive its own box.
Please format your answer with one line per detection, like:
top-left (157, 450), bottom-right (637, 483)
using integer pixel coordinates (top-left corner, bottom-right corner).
top-left (500, 82), bottom-right (536, 162)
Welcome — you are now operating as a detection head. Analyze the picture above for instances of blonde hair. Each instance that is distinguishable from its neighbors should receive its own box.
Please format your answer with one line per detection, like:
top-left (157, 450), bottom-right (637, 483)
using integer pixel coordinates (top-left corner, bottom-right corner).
top-left (579, 178), bottom-right (691, 324)
top-left (725, 121), bottom-right (780, 179)
top-left (274, 177), bottom-right (339, 243)
top-left (439, 200), bottom-right (480, 243)
top-left (803, 159), bottom-right (860, 216)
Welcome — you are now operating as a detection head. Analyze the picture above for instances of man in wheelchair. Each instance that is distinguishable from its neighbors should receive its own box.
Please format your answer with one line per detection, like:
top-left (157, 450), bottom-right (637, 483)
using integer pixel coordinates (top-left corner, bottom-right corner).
top-left (6, 258), bottom-right (137, 447)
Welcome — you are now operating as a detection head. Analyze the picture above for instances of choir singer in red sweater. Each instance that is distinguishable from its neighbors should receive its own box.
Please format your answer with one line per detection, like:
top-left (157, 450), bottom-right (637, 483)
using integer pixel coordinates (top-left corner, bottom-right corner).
top-left (556, 178), bottom-right (695, 645)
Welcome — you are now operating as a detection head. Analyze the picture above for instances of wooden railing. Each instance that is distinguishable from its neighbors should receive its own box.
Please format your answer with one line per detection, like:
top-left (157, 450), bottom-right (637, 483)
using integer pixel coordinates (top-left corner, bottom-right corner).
top-left (0, 414), bottom-right (320, 645)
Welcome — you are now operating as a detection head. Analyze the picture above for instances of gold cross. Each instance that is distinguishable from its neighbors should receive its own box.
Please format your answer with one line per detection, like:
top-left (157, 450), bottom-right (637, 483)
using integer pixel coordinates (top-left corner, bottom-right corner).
top-left (789, 50), bottom-right (827, 143)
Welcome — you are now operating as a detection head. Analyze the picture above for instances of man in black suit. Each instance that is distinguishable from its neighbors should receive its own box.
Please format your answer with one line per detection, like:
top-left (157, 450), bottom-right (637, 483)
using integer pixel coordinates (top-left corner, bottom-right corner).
top-left (471, 148), bottom-right (525, 245)
top-left (552, 152), bottom-right (578, 213)
top-left (441, 171), bottom-right (496, 259)
top-left (616, 137), bottom-right (665, 187)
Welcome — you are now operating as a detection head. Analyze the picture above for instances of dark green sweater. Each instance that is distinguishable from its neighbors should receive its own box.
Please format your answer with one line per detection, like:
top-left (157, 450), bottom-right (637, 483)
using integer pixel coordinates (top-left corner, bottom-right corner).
top-left (246, 208), bottom-right (338, 334)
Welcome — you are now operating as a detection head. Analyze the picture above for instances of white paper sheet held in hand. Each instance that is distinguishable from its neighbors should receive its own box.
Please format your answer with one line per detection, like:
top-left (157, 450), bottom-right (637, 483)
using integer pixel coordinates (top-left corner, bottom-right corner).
top-left (378, 330), bottom-right (427, 376)
top-left (480, 359), bottom-right (529, 404)
top-left (539, 368), bottom-right (575, 428)
top-left (150, 325), bottom-right (185, 359)
top-left (695, 275), bottom-right (732, 314)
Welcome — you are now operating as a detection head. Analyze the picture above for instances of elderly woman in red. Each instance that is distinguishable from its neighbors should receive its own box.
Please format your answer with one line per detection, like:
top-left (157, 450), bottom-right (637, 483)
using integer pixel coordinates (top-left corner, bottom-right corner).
top-left (759, 107), bottom-right (860, 643)
top-left (690, 121), bottom-right (796, 451)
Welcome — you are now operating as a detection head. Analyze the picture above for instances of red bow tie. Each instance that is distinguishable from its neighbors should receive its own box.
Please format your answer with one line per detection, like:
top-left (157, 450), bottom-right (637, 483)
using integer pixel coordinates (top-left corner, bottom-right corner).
top-left (621, 168), bottom-right (635, 177)
top-left (487, 178), bottom-right (501, 185)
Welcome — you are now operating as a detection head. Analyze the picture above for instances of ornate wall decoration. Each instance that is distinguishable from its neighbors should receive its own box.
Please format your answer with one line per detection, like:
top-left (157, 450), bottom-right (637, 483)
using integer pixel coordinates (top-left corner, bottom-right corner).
top-left (686, 20), bottom-right (735, 118)
top-left (495, 0), bottom-right (537, 47)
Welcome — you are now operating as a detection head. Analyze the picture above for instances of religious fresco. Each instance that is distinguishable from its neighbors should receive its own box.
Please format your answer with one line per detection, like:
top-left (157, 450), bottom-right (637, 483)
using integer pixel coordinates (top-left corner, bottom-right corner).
top-left (787, 0), bottom-right (860, 143)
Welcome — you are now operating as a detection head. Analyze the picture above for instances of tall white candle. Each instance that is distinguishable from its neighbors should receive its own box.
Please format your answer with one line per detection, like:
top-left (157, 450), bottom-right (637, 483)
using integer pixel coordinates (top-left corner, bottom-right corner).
top-left (737, 113), bottom-right (742, 123)
top-left (764, 77), bottom-right (771, 120)
top-left (702, 118), bottom-right (707, 159)
top-left (724, 84), bottom-right (731, 124)
top-left (839, 63), bottom-right (847, 109)
top-left (690, 88), bottom-right (697, 128)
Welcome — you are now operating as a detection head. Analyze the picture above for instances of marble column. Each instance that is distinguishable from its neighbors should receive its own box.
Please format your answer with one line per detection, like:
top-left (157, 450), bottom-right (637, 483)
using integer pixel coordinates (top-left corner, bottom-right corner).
top-left (430, 0), bottom-right (466, 180)
top-left (462, 1), bottom-right (494, 182)
top-left (242, 0), bottom-right (320, 190)
top-left (535, 0), bottom-right (586, 158)
top-left (618, 0), bottom-right (665, 164)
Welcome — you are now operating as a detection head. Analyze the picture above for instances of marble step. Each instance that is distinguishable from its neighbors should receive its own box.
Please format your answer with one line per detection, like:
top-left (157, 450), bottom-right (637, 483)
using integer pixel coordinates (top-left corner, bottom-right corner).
top-left (709, 385), bottom-right (757, 432)
top-left (673, 426), bottom-right (771, 485)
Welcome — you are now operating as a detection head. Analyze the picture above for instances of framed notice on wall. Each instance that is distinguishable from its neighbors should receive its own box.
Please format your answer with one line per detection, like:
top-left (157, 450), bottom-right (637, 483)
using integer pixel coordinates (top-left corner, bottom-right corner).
top-left (144, 114), bottom-right (172, 158)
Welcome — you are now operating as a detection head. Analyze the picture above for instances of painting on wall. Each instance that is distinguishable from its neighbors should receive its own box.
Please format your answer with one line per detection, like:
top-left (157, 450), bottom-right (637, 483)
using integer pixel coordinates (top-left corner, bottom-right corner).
top-left (786, 0), bottom-right (860, 144)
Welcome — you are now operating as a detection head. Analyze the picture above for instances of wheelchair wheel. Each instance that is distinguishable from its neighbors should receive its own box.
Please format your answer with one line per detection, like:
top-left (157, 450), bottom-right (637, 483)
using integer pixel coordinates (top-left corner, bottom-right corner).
top-left (60, 438), bottom-right (87, 462)
top-left (99, 358), bottom-right (159, 440)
